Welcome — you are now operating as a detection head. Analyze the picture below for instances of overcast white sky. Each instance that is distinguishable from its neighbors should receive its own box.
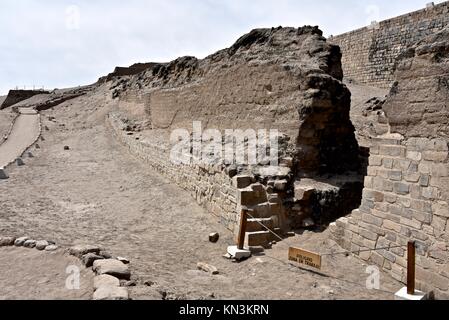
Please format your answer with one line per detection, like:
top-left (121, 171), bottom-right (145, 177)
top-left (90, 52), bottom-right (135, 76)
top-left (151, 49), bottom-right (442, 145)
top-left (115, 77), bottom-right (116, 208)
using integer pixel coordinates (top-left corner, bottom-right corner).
top-left (0, 0), bottom-right (445, 95)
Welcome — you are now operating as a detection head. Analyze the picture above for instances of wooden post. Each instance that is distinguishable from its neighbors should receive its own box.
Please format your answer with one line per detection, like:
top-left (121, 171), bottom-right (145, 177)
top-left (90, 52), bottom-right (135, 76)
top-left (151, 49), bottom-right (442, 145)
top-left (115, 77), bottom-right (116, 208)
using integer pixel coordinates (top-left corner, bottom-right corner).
top-left (407, 241), bottom-right (416, 295)
top-left (237, 209), bottom-right (248, 250)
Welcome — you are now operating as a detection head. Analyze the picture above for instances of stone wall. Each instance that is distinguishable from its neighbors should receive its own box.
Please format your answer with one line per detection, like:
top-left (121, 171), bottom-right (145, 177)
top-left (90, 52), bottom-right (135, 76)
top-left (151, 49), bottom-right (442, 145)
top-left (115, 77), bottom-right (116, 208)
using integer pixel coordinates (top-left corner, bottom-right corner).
top-left (330, 1), bottom-right (449, 88)
top-left (0, 90), bottom-right (49, 110)
top-left (106, 27), bottom-right (364, 241)
top-left (331, 27), bottom-right (449, 299)
top-left (108, 113), bottom-right (292, 247)
top-left (98, 63), bottom-right (155, 83)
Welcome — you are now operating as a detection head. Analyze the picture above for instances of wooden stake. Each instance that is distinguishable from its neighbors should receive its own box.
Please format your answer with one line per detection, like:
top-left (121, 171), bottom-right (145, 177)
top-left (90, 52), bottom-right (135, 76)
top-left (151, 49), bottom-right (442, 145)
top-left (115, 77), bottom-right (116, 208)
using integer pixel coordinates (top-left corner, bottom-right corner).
top-left (407, 241), bottom-right (416, 295)
top-left (237, 209), bottom-right (248, 250)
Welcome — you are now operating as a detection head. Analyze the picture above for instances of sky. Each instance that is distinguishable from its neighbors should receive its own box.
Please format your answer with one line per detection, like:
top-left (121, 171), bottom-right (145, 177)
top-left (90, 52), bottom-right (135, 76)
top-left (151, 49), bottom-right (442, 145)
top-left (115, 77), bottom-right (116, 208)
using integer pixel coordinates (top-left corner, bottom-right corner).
top-left (0, 0), bottom-right (446, 95)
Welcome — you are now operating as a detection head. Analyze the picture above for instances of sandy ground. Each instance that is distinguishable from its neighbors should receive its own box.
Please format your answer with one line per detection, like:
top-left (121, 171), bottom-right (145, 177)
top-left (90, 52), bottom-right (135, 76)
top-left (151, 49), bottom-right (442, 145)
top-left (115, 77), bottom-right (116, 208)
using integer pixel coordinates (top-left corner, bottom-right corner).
top-left (0, 89), bottom-right (403, 300)
top-left (0, 247), bottom-right (93, 300)
top-left (0, 111), bottom-right (40, 168)
top-left (0, 109), bottom-right (16, 140)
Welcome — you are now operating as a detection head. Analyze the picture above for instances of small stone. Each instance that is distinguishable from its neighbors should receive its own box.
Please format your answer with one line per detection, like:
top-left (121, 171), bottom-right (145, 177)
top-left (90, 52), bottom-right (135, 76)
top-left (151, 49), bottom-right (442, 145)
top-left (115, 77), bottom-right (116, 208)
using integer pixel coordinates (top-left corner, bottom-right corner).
top-left (69, 244), bottom-right (102, 258)
top-left (82, 253), bottom-right (104, 267)
top-left (302, 218), bottom-right (315, 228)
top-left (35, 144), bottom-right (40, 149)
top-left (0, 237), bottom-right (15, 246)
top-left (45, 245), bottom-right (58, 252)
top-left (209, 233), bottom-right (220, 243)
top-left (64, 146), bottom-right (70, 151)
top-left (26, 151), bottom-right (34, 158)
top-left (16, 158), bottom-right (25, 166)
top-left (93, 275), bottom-right (120, 290)
top-left (93, 286), bottom-right (129, 300)
top-left (123, 280), bottom-right (137, 287)
top-left (35, 240), bottom-right (49, 251)
top-left (23, 240), bottom-right (37, 248)
top-left (117, 257), bottom-right (130, 264)
top-left (197, 262), bottom-right (219, 275)
top-left (93, 259), bottom-right (131, 280)
top-left (144, 280), bottom-right (156, 287)
top-left (99, 251), bottom-right (113, 259)
top-left (0, 168), bottom-right (9, 180)
top-left (14, 237), bottom-right (29, 247)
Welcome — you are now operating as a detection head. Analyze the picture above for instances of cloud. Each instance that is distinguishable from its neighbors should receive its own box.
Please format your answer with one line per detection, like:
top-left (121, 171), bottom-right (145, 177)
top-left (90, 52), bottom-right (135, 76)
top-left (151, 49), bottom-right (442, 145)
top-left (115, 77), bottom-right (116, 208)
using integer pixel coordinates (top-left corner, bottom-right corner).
top-left (0, 0), bottom-right (445, 94)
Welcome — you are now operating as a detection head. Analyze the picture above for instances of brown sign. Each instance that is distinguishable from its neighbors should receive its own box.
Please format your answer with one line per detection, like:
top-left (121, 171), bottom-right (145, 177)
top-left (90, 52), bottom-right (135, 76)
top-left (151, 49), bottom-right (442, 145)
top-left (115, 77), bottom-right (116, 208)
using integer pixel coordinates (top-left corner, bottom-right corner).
top-left (289, 247), bottom-right (322, 270)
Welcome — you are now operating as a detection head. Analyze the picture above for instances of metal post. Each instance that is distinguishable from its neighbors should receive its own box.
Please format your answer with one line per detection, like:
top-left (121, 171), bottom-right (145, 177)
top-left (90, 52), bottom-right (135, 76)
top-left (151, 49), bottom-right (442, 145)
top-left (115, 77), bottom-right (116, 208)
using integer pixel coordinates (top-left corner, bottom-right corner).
top-left (237, 209), bottom-right (248, 250)
top-left (407, 241), bottom-right (416, 295)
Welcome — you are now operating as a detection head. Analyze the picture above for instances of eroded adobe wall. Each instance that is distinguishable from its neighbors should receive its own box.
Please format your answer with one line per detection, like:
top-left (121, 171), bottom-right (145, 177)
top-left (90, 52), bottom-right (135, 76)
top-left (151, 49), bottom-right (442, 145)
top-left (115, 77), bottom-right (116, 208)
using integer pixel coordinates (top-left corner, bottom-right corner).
top-left (330, 1), bottom-right (449, 88)
top-left (107, 27), bottom-right (362, 242)
top-left (331, 27), bottom-right (449, 299)
top-left (0, 90), bottom-right (49, 110)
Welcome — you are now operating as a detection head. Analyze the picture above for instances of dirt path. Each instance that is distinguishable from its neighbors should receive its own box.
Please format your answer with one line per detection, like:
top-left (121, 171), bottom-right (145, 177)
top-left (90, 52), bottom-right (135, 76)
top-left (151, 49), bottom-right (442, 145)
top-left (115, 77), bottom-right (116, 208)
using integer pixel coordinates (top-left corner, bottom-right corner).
top-left (0, 108), bottom-right (40, 168)
top-left (0, 247), bottom-right (93, 300)
top-left (0, 93), bottom-right (403, 300)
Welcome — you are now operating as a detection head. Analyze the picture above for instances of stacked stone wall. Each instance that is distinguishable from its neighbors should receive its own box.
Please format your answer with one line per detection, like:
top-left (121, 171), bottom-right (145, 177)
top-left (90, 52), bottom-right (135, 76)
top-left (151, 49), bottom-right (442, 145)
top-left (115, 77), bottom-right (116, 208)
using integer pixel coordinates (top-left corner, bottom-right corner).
top-left (330, 1), bottom-right (449, 88)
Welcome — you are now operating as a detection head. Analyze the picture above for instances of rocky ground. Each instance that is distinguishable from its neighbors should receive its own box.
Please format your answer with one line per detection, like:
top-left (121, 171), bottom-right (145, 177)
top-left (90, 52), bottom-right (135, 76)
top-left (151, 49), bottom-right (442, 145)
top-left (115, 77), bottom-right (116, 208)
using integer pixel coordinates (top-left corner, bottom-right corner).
top-left (0, 84), bottom-right (403, 300)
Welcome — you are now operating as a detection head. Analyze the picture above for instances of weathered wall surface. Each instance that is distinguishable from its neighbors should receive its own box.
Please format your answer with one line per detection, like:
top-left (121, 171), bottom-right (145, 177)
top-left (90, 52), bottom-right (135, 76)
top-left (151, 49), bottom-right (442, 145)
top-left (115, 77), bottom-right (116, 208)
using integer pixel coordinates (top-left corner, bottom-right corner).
top-left (0, 90), bottom-right (49, 110)
top-left (98, 63), bottom-right (155, 83)
top-left (331, 27), bottom-right (449, 299)
top-left (106, 27), bottom-right (363, 244)
top-left (330, 1), bottom-right (449, 88)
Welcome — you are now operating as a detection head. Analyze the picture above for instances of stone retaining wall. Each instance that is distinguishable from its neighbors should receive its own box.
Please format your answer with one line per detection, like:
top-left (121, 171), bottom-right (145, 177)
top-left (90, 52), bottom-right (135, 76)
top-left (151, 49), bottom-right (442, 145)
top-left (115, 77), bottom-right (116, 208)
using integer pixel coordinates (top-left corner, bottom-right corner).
top-left (108, 113), bottom-right (293, 241)
top-left (330, 1), bottom-right (449, 88)
top-left (331, 136), bottom-right (449, 299)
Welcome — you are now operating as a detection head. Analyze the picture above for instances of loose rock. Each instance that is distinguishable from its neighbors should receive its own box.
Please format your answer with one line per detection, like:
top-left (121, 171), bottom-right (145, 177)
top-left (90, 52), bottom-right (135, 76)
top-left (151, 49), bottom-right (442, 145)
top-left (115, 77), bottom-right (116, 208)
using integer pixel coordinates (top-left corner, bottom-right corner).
top-left (35, 240), bottom-right (49, 251)
top-left (0, 237), bottom-right (15, 246)
top-left (14, 237), bottom-right (29, 247)
top-left (197, 262), bottom-right (219, 275)
top-left (93, 275), bottom-right (120, 290)
top-left (23, 240), bottom-right (37, 248)
top-left (93, 286), bottom-right (129, 300)
top-left (209, 233), bottom-right (220, 243)
top-left (93, 259), bottom-right (131, 280)
top-left (45, 245), bottom-right (58, 252)
top-left (117, 257), bottom-right (130, 264)
top-left (69, 244), bottom-right (102, 258)
top-left (82, 253), bottom-right (104, 267)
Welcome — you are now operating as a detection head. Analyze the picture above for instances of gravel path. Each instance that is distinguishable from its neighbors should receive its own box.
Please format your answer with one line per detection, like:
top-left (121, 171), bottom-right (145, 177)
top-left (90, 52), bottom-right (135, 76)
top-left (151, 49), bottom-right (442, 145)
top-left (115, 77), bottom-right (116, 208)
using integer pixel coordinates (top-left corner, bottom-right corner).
top-left (0, 109), bottom-right (40, 168)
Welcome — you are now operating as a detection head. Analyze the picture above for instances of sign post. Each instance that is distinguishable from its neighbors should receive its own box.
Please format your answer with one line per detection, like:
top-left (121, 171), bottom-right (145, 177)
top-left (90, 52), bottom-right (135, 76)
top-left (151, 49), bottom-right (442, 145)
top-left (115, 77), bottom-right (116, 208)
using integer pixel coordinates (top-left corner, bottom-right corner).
top-left (289, 247), bottom-right (322, 270)
top-left (407, 241), bottom-right (416, 295)
top-left (237, 209), bottom-right (248, 250)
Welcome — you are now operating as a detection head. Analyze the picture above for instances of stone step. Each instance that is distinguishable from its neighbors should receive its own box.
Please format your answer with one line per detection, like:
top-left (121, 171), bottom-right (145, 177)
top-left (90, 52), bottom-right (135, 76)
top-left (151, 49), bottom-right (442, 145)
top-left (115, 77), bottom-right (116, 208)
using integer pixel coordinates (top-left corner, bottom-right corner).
top-left (247, 218), bottom-right (275, 232)
top-left (245, 231), bottom-right (276, 247)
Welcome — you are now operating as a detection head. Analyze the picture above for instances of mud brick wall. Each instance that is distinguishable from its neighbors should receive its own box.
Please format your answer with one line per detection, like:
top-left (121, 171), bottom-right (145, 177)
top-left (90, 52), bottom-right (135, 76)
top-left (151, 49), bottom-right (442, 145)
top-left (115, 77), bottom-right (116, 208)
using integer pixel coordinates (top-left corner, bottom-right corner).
top-left (331, 136), bottom-right (449, 298)
top-left (0, 90), bottom-right (48, 110)
top-left (330, 1), bottom-right (449, 88)
top-left (108, 113), bottom-right (289, 237)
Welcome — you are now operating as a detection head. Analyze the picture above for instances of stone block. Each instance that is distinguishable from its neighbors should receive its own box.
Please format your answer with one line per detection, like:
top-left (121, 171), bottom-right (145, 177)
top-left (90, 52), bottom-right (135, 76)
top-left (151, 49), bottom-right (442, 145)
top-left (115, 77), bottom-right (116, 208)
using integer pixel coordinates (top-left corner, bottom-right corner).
top-left (433, 201), bottom-right (449, 218)
top-left (93, 287), bottom-right (129, 300)
top-left (394, 182), bottom-right (410, 195)
top-left (232, 175), bottom-right (252, 189)
top-left (362, 214), bottom-right (383, 227)
top-left (93, 259), bottom-right (131, 280)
